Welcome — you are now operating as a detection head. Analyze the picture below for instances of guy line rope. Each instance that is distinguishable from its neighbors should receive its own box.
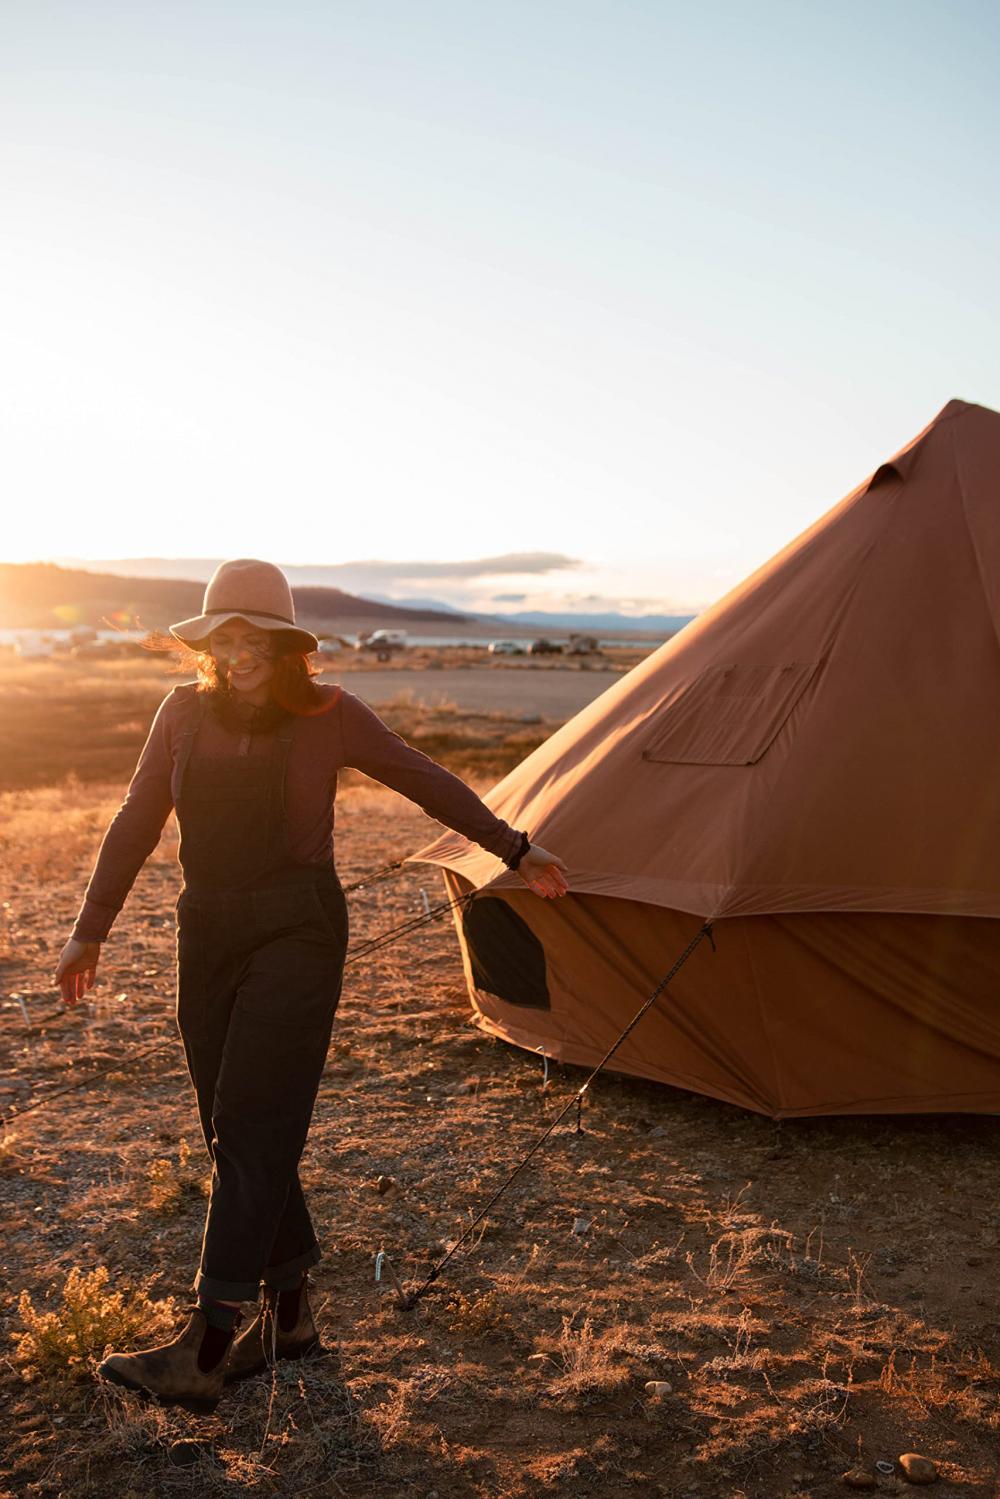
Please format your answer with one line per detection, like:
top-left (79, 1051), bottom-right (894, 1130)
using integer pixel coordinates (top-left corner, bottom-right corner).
top-left (2, 859), bottom-right (716, 1304)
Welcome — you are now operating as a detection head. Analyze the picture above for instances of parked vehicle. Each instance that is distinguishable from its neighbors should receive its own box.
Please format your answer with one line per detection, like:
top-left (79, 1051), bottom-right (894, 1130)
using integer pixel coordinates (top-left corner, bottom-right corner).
top-left (528, 638), bottom-right (563, 655)
top-left (355, 629), bottom-right (408, 662)
top-left (71, 638), bottom-right (147, 659)
top-left (487, 640), bottom-right (526, 655)
top-left (14, 631), bottom-right (56, 659)
top-left (566, 634), bottom-right (601, 655)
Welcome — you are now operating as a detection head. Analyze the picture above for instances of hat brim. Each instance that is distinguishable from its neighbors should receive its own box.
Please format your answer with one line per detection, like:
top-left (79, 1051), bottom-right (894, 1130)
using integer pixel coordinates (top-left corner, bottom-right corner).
top-left (169, 611), bottom-right (319, 654)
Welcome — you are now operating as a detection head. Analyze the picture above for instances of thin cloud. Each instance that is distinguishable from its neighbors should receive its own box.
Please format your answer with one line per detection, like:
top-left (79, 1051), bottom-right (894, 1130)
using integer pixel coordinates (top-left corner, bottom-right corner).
top-left (55, 554), bottom-right (583, 587)
top-left (334, 553), bottom-right (581, 583)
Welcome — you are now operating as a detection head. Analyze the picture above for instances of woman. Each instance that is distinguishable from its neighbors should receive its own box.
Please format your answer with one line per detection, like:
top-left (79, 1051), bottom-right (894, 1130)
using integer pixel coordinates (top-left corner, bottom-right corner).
top-left (54, 558), bottom-right (568, 1413)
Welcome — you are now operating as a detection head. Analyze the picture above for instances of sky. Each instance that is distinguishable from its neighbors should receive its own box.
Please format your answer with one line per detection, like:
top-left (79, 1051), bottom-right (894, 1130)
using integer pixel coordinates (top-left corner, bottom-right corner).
top-left (2, 1), bottom-right (998, 618)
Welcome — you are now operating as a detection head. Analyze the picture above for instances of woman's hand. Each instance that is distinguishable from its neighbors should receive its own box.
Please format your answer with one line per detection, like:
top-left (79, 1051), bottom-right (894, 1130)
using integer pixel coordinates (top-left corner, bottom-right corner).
top-left (54, 939), bottom-right (101, 1006)
top-left (515, 844), bottom-right (569, 898)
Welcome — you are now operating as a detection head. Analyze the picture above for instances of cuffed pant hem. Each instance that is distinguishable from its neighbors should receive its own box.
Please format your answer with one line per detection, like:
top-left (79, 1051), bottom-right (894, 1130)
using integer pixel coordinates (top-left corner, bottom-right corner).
top-left (261, 1243), bottom-right (321, 1288)
top-left (193, 1270), bottom-right (264, 1303)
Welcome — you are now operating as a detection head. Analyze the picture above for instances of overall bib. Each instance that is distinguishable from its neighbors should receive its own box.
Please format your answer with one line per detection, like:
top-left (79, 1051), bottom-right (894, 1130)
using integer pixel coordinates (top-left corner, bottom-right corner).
top-left (174, 704), bottom-right (348, 1302)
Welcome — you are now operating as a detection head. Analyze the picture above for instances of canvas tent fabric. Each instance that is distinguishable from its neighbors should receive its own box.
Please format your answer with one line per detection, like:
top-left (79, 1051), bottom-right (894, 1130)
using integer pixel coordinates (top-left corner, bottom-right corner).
top-left (408, 399), bottom-right (1000, 1118)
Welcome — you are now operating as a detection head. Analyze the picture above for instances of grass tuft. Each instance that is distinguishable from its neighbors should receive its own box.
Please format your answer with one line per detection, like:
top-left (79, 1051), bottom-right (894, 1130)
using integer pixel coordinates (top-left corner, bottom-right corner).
top-left (144, 1137), bottom-right (208, 1215)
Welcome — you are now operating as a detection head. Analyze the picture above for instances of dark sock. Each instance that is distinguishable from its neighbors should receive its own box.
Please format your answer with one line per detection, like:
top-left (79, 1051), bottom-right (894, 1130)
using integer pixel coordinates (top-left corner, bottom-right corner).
top-left (196, 1298), bottom-right (240, 1371)
top-left (198, 1297), bottom-right (241, 1332)
top-left (275, 1278), bottom-right (305, 1333)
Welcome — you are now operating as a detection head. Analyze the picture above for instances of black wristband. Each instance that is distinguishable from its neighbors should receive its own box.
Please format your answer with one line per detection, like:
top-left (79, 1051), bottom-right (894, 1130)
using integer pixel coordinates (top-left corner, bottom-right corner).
top-left (504, 830), bottom-right (531, 870)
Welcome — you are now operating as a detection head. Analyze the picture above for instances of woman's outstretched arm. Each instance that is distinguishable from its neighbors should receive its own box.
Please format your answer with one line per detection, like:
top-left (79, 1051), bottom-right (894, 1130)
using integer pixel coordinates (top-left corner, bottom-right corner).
top-left (339, 690), bottom-right (567, 894)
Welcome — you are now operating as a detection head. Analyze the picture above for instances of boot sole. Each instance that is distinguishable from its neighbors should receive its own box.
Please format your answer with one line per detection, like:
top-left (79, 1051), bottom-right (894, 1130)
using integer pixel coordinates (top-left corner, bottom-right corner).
top-left (224, 1335), bottom-right (322, 1385)
top-left (99, 1362), bottom-right (221, 1415)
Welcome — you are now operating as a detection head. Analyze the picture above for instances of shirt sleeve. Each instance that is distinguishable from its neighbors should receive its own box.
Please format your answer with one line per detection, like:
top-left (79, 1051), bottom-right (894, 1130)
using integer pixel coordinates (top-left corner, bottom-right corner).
top-left (71, 690), bottom-right (178, 943)
top-left (339, 690), bottom-right (525, 864)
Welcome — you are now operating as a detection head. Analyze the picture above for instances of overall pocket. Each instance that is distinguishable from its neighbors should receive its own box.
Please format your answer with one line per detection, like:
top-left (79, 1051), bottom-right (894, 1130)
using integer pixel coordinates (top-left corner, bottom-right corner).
top-left (309, 882), bottom-right (349, 948)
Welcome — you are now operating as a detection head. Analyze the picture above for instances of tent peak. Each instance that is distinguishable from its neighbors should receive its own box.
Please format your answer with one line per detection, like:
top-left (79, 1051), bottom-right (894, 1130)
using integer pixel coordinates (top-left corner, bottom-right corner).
top-left (865, 397), bottom-right (994, 493)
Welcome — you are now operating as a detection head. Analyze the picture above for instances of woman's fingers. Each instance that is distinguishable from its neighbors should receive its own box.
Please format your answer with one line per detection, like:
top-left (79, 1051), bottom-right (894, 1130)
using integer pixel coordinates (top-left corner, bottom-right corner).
top-left (523, 864), bottom-right (569, 898)
top-left (54, 939), bottom-right (101, 1006)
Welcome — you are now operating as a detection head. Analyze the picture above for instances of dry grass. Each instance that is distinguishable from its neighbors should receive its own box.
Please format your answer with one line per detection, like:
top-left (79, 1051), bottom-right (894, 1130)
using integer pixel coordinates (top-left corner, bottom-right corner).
top-left (0, 650), bottom-right (592, 791)
top-left (540, 1316), bottom-right (636, 1407)
top-left (143, 1137), bottom-right (209, 1215)
top-left (13, 1267), bottom-right (175, 1385)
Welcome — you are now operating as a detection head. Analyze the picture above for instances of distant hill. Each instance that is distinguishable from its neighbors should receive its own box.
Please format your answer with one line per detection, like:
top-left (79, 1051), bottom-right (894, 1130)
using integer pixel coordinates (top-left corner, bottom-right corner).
top-left (0, 563), bottom-right (475, 632)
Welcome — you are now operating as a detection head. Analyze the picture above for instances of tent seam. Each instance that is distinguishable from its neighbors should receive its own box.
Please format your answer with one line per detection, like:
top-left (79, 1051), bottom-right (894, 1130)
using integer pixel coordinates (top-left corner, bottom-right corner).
top-left (741, 919), bottom-right (787, 1114)
top-left (722, 471), bottom-right (908, 917)
top-left (950, 410), bottom-right (1000, 663)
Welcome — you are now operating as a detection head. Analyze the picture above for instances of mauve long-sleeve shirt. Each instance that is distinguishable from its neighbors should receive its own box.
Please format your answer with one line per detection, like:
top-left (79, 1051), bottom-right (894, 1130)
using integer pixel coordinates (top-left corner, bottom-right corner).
top-left (72, 682), bottom-right (523, 943)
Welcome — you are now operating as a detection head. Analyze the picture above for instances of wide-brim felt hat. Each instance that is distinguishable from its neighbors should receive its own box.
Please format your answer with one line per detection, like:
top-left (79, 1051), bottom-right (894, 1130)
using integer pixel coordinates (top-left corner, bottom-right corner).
top-left (169, 558), bottom-right (319, 653)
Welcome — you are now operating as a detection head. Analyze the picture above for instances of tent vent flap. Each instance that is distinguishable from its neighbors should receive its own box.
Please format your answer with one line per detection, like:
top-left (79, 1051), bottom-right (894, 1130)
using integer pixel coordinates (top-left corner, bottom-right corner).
top-left (641, 661), bottom-right (821, 766)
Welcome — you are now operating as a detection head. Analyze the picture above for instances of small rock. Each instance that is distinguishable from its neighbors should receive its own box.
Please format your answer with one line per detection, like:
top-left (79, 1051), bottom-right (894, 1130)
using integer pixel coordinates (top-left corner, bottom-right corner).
top-left (644, 1380), bottom-right (672, 1397)
top-left (899, 1454), bottom-right (938, 1485)
top-left (572, 1216), bottom-right (591, 1236)
top-left (375, 1175), bottom-right (396, 1196)
top-left (168, 1439), bottom-right (203, 1467)
top-left (843, 1470), bottom-right (877, 1490)
top-left (526, 1353), bottom-right (549, 1364)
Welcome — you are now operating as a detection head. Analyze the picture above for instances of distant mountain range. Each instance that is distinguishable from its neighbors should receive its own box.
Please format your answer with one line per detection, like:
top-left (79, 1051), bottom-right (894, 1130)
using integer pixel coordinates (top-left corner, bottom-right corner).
top-left (6, 560), bottom-right (693, 638)
top-left (0, 563), bottom-right (473, 633)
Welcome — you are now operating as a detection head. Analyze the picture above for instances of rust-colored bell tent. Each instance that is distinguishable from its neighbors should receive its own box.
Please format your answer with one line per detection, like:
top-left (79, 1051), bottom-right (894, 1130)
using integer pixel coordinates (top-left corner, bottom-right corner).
top-left (410, 399), bottom-right (1000, 1118)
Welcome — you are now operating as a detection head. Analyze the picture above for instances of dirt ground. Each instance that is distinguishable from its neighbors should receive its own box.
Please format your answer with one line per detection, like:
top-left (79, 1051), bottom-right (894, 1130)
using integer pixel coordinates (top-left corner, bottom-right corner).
top-left (1, 673), bottom-right (999, 1498)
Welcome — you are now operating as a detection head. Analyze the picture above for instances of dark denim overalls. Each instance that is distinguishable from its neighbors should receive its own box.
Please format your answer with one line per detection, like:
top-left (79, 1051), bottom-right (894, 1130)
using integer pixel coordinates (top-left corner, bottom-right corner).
top-left (173, 699), bottom-right (348, 1302)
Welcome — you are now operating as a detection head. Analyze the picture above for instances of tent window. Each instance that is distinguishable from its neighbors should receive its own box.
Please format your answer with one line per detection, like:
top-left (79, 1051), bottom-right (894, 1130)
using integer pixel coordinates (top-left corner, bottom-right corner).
top-left (462, 897), bottom-right (550, 1009)
top-left (642, 662), bottom-right (819, 766)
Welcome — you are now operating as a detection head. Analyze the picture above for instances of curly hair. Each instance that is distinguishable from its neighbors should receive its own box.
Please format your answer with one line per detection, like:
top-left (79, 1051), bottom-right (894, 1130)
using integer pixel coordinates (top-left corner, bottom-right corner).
top-left (142, 629), bottom-right (327, 716)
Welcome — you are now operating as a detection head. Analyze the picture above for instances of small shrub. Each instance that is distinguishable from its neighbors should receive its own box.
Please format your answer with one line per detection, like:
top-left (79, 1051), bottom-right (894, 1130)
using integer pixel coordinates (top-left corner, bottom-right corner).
top-left (445, 1288), bottom-right (507, 1336)
top-left (145, 1137), bottom-right (207, 1214)
top-left (13, 1266), bottom-right (176, 1382)
top-left (687, 1225), bottom-right (796, 1290)
top-left (543, 1317), bottom-right (634, 1406)
top-left (0, 1129), bottom-right (21, 1168)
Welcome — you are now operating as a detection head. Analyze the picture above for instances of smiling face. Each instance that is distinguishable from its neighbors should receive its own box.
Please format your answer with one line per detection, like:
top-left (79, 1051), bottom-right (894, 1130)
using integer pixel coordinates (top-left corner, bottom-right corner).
top-left (208, 618), bottom-right (277, 705)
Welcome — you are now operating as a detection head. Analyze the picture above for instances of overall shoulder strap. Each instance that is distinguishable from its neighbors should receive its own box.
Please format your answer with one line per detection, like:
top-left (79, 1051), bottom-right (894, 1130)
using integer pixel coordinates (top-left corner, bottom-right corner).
top-left (272, 713), bottom-right (296, 816)
top-left (173, 692), bottom-right (206, 803)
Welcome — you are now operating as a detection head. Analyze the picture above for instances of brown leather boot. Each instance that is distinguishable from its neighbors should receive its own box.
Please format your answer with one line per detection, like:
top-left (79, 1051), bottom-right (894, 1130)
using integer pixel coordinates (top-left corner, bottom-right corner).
top-left (97, 1307), bottom-right (231, 1413)
top-left (225, 1277), bottom-right (320, 1384)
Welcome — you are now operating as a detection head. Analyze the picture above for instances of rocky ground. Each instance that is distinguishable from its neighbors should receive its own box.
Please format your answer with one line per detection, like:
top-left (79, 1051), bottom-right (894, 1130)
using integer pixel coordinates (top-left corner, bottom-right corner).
top-left (0, 736), bottom-right (998, 1496)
